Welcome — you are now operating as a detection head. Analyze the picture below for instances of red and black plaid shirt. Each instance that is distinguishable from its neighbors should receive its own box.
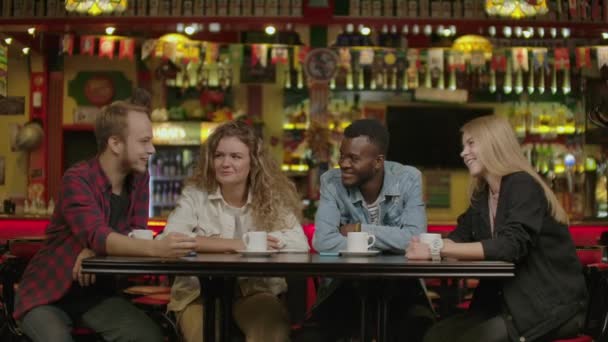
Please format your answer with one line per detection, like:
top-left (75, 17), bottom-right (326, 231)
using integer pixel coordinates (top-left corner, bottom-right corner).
top-left (14, 158), bottom-right (149, 319)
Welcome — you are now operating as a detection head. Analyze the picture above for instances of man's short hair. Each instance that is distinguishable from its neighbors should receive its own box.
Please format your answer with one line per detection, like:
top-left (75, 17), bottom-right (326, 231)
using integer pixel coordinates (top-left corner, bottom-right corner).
top-left (94, 88), bottom-right (151, 153)
top-left (343, 119), bottom-right (389, 155)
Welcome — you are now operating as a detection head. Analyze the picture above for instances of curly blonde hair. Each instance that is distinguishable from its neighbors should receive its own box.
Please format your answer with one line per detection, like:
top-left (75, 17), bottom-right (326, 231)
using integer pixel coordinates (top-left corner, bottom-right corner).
top-left (188, 120), bottom-right (303, 231)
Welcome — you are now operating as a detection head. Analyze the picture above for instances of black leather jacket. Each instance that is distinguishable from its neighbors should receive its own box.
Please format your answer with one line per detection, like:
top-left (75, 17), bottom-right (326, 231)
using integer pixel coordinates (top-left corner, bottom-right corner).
top-left (449, 172), bottom-right (588, 342)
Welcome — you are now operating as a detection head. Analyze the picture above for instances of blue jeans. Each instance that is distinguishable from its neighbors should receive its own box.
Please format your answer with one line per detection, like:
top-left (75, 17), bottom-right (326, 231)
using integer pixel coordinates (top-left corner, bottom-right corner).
top-left (21, 296), bottom-right (163, 342)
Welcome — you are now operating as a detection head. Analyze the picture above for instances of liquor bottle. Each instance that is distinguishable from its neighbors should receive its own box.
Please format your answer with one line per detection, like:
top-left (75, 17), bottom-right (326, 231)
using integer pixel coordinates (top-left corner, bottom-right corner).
top-left (173, 182), bottom-right (182, 203)
top-left (154, 184), bottom-right (161, 204)
top-left (176, 153), bottom-right (183, 176)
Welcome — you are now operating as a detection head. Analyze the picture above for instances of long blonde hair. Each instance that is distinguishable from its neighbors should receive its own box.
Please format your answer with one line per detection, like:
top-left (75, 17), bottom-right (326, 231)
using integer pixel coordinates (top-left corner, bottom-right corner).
top-left (188, 120), bottom-right (302, 231)
top-left (461, 115), bottom-right (568, 224)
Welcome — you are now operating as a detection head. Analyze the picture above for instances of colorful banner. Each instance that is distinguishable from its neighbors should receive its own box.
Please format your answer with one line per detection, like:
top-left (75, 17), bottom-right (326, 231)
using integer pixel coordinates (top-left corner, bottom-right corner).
top-left (597, 47), bottom-right (608, 68)
top-left (338, 48), bottom-right (351, 68)
top-left (448, 50), bottom-right (465, 71)
top-left (271, 46), bottom-right (288, 65)
top-left (141, 39), bottom-right (156, 60)
top-left (576, 47), bottom-right (591, 69)
top-left (470, 51), bottom-right (485, 69)
top-left (118, 38), bottom-right (135, 60)
top-left (512, 47), bottom-right (529, 72)
top-left (554, 48), bottom-right (570, 70)
top-left (531, 48), bottom-right (548, 71)
top-left (406, 49), bottom-right (421, 69)
top-left (205, 42), bottom-right (220, 65)
top-left (98, 37), bottom-right (115, 59)
top-left (428, 48), bottom-right (444, 72)
top-left (491, 50), bottom-right (507, 72)
top-left (359, 48), bottom-right (374, 65)
top-left (250, 44), bottom-right (267, 67)
top-left (80, 36), bottom-right (96, 56)
top-left (62, 34), bottom-right (74, 56)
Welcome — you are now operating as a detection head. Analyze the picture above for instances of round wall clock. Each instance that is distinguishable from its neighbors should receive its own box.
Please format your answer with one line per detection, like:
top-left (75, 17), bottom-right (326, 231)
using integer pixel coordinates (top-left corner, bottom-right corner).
top-left (84, 75), bottom-right (115, 106)
top-left (304, 48), bottom-right (339, 82)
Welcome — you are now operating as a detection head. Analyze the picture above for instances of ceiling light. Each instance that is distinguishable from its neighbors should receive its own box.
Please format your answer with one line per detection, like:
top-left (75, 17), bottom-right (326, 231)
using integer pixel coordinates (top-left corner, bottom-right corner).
top-left (264, 25), bottom-right (276, 35)
top-left (360, 26), bottom-right (371, 36)
top-left (4, 37), bottom-right (12, 45)
top-left (602, 32), bottom-right (608, 39)
top-left (488, 26), bottom-right (496, 37)
top-left (514, 26), bottom-right (522, 37)
top-left (22, 47), bottom-right (30, 55)
top-left (449, 25), bottom-right (456, 36)
top-left (423, 25), bottom-right (432, 36)
top-left (176, 23), bottom-right (185, 32)
top-left (184, 25), bottom-right (196, 35)
top-left (561, 28), bottom-right (571, 38)
top-left (503, 26), bottom-right (512, 37)
top-left (105, 26), bottom-right (116, 35)
top-left (402, 25), bottom-right (408, 34)
top-left (550, 27), bottom-right (557, 38)
top-left (537, 27), bottom-right (545, 38)
top-left (209, 23), bottom-right (221, 32)
top-left (27, 27), bottom-right (36, 35)
top-left (436, 25), bottom-right (445, 35)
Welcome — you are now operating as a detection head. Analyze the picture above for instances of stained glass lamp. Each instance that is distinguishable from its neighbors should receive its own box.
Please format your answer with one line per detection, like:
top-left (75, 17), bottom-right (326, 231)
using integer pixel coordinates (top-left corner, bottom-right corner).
top-left (485, 0), bottom-right (549, 19)
top-left (65, 0), bottom-right (128, 16)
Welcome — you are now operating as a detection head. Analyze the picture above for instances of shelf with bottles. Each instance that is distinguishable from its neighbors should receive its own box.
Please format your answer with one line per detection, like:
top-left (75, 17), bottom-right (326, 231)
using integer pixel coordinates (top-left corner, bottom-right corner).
top-left (522, 139), bottom-right (608, 220)
top-left (505, 100), bottom-right (585, 140)
top-left (149, 146), bottom-right (199, 217)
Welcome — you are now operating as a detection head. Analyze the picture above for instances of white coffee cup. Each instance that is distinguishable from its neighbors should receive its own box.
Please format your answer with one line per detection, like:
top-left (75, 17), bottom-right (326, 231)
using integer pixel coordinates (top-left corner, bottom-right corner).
top-left (346, 232), bottom-right (376, 252)
top-left (242, 231), bottom-right (268, 251)
top-left (419, 233), bottom-right (442, 247)
top-left (128, 229), bottom-right (154, 240)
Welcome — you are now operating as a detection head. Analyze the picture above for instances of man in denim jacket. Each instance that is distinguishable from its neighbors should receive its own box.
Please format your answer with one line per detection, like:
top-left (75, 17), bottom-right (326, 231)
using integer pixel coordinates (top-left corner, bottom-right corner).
top-left (309, 119), bottom-right (432, 341)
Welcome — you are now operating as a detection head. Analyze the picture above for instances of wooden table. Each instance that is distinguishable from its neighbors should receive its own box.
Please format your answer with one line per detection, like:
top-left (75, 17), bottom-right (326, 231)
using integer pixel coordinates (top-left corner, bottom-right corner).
top-left (83, 253), bottom-right (515, 341)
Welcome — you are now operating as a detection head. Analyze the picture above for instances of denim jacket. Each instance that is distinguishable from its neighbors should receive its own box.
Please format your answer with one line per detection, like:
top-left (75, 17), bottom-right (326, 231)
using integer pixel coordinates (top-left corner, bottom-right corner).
top-left (313, 161), bottom-right (427, 254)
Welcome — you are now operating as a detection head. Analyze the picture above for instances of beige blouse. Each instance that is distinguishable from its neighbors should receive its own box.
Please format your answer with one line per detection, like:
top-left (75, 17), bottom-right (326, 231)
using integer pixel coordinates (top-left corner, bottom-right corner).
top-left (157, 186), bottom-right (310, 312)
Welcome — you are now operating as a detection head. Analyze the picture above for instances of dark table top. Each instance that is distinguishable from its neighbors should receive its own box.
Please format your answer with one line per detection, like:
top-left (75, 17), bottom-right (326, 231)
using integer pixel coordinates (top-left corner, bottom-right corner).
top-left (82, 253), bottom-right (515, 279)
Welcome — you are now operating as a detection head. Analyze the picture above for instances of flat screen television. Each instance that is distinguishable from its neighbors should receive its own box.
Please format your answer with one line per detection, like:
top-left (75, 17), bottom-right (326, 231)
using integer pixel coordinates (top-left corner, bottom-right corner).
top-left (385, 105), bottom-right (493, 169)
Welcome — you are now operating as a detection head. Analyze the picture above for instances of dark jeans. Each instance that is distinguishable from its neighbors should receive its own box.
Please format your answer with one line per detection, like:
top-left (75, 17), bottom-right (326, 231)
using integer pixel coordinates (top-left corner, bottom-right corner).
top-left (20, 295), bottom-right (163, 342)
top-left (299, 279), bottom-right (435, 342)
top-left (424, 309), bottom-right (585, 342)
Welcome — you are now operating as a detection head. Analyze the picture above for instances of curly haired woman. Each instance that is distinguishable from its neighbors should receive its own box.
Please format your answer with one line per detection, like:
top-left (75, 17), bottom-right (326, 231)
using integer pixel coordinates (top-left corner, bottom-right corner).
top-left (158, 120), bottom-right (309, 342)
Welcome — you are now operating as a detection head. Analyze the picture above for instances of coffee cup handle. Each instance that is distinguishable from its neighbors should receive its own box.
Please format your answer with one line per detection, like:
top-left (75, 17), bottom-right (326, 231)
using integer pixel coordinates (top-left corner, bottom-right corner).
top-left (128, 232), bottom-right (134, 238)
top-left (242, 233), bottom-right (249, 247)
top-left (367, 235), bottom-right (376, 249)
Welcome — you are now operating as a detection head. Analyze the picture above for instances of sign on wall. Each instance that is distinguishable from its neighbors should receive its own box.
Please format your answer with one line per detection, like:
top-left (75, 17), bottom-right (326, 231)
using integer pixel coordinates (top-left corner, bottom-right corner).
top-left (425, 171), bottom-right (451, 208)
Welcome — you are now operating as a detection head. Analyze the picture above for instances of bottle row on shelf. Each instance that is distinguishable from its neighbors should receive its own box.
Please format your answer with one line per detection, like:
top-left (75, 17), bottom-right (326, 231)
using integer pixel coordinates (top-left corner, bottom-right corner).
top-left (149, 149), bottom-right (198, 178)
top-left (523, 141), bottom-right (608, 219)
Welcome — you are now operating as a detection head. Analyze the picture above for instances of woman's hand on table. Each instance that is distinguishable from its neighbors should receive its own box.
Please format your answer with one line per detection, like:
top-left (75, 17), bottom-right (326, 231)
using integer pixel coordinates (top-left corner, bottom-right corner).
top-left (267, 235), bottom-right (286, 250)
top-left (73, 248), bottom-right (96, 286)
top-left (405, 236), bottom-right (431, 260)
top-left (153, 232), bottom-right (197, 258)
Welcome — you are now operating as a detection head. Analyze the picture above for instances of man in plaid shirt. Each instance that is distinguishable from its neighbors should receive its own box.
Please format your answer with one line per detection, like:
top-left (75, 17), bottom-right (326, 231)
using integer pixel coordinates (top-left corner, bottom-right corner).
top-left (14, 91), bottom-right (197, 342)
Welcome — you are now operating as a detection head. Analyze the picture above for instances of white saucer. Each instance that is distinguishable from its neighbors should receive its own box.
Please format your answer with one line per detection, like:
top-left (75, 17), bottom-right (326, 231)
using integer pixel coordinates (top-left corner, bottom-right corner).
top-left (237, 250), bottom-right (278, 257)
top-left (339, 250), bottom-right (381, 257)
top-left (278, 249), bottom-right (309, 254)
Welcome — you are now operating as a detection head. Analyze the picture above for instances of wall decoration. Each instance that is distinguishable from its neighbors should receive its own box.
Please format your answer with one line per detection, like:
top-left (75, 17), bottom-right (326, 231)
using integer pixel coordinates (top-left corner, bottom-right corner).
top-left (0, 96), bottom-right (25, 115)
top-left (425, 171), bottom-right (451, 208)
top-left (68, 71), bottom-right (132, 107)
top-left (0, 156), bottom-right (4, 185)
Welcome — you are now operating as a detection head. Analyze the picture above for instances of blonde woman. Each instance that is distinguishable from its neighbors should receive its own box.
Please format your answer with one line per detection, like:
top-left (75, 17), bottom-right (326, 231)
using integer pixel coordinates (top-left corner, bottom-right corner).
top-left (407, 115), bottom-right (587, 342)
top-left (158, 120), bottom-right (309, 342)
